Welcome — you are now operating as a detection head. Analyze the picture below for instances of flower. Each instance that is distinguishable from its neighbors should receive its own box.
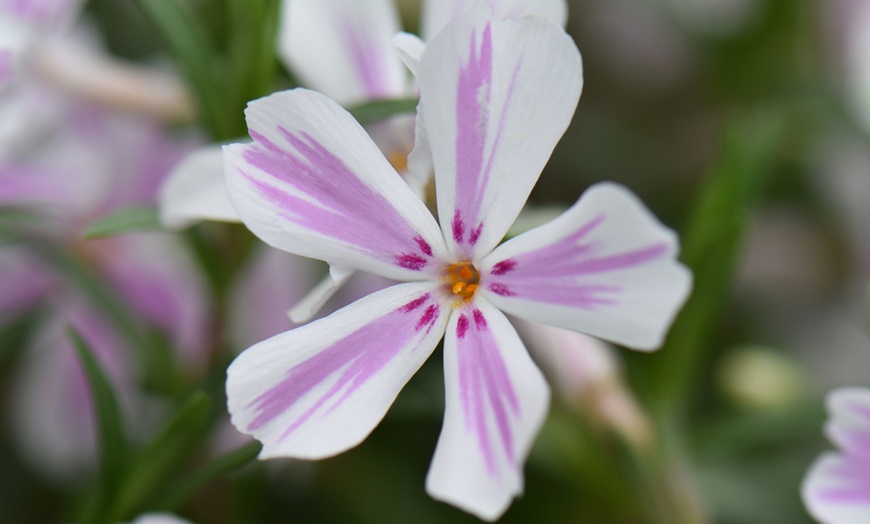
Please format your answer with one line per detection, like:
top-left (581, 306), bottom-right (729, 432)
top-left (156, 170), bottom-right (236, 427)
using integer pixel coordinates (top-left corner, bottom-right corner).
top-left (224, 5), bottom-right (691, 519)
top-left (802, 387), bottom-right (870, 524)
top-left (159, 0), bottom-right (570, 323)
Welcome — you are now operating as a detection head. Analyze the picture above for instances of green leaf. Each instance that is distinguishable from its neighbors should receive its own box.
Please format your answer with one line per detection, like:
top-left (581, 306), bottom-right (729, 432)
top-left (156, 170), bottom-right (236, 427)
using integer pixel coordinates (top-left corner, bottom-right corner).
top-left (83, 206), bottom-right (161, 239)
top-left (348, 98), bottom-right (419, 125)
top-left (132, 0), bottom-right (230, 138)
top-left (157, 441), bottom-right (262, 511)
top-left (644, 111), bottom-right (786, 415)
top-left (68, 328), bottom-right (129, 523)
top-left (109, 392), bottom-right (212, 521)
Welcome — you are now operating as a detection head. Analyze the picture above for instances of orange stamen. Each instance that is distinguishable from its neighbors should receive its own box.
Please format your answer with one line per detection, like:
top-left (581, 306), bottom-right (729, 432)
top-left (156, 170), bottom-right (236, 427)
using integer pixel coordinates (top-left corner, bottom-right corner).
top-left (445, 262), bottom-right (480, 301)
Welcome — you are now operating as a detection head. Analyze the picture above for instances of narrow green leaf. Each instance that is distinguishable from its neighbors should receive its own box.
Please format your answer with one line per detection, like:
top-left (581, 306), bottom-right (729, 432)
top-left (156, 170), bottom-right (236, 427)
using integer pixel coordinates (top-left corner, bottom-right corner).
top-left (348, 98), bottom-right (419, 125)
top-left (158, 441), bottom-right (262, 511)
top-left (644, 112), bottom-right (786, 414)
top-left (132, 0), bottom-right (230, 138)
top-left (109, 392), bottom-right (212, 521)
top-left (68, 328), bottom-right (129, 523)
top-left (83, 206), bottom-right (161, 239)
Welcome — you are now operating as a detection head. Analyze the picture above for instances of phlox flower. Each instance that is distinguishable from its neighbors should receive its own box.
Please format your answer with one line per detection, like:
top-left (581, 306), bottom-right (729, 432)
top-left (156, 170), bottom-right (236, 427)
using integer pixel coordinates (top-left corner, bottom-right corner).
top-left (160, 0), bottom-right (570, 323)
top-left (224, 5), bottom-right (691, 520)
top-left (802, 387), bottom-right (870, 524)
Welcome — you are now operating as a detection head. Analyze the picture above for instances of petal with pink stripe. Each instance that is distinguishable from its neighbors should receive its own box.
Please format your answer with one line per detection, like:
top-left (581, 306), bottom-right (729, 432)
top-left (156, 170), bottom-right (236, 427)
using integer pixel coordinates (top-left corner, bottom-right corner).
top-left (227, 282), bottom-right (448, 460)
top-left (224, 89), bottom-right (446, 281)
top-left (419, 5), bottom-right (582, 259)
top-left (480, 182), bottom-right (692, 350)
top-left (802, 388), bottom-right (870, 524)
top-left (421, 0), bottom-right (569, 41)
top-left (278, 0), bottom-right (406, 105)
top-left (426, 299), bottom-right (548, 521)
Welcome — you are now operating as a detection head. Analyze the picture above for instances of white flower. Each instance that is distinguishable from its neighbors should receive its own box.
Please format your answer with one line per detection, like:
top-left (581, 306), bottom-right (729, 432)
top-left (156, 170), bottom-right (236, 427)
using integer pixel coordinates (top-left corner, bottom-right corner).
top-left (223, 4), bottom-right (691, 519)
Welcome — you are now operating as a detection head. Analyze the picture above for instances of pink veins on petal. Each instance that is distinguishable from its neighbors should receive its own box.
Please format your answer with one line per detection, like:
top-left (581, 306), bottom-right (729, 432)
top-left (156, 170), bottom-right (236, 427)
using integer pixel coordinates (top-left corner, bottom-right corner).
top-left (342, 18), bottom-right (392, 99)
top-left (456, 308), bottom-right (520, 475)
top-left (242, 128), bottom-right (433, 270)
top-left (486, 214), bottom-right (671, 309)
top-left (816, 460), bottom-right (870, 503)
top-left (246, 294), bottom-right (440, 437)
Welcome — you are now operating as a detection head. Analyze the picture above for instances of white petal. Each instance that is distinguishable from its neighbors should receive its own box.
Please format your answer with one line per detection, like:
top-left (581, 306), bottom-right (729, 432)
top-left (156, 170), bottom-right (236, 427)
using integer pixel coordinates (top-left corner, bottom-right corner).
top-left (392, 31), bottom-right (425, 78)
top-left (418, 4), bottom-right (583, 259)
top-left (480, 182), bottom-right (692, 350)
top-left (426, 299), bottom-right (549, 521)
top-left (224, 88), bottom-right (447, 281)
top-left (277, 0), bottom-right (406, 105)
top-left (287, 265), bottom-right (355, 324)
top-left (421, 0), bottom-right (569, 41)
top-left (803, 452), bottom-right (870, 524)
top-left (227, 282), bottom-right (449, 460)
top-left (158, 144), bottom-right (240, 229)
top-left (826, 388), bottom-right (870, 462)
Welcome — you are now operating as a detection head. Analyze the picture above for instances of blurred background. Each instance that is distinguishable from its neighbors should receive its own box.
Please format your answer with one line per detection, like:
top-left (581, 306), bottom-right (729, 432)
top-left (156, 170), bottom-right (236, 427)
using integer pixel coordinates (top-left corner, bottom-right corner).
top-left (0, 0), bottom-right (868, 522)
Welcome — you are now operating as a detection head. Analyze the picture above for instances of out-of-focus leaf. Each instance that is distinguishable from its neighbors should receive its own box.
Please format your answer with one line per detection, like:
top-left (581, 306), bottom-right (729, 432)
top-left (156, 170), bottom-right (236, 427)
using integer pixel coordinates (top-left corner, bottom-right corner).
top-left (133, 0), bottom-right (229, 138)
top-left (109, 392), bottom-right (211, 521)
top-left (348, 98), bottom-right (419, 125)
top-left (225, 0), bottom-right (281, 135)
top-left (68, 328), bottom-right (129, 523)
top-left (83, 206), bottom-right (161, 239)
top-left (644, 112), bottom-right (786, 414)
top-left (157, 440), bottom-right (262, 511)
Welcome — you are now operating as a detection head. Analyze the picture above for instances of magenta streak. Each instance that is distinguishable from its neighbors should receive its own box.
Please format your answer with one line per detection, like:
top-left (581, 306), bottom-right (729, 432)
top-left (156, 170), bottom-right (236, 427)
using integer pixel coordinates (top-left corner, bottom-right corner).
top-left (456, 309), bottom-right (520, 475)
top-left (415, 236), bottom-right (433, 257)
top-left (342, 19), bottom-right (391, 99)
top-left (453, 24), bottom-right (492, 245)
top-left (416, 304), bottom-right (439, 333)
top-left (452, 210), bottom-right (465, 244)
top-left (817, 460), bottom-right (870, 502)
top-left (241, 129), bottom-right (430, 269)
top-left (246, 295), bottom-right (436, 435)
top-left (490, 259), bottom-right (516, 275)
top-left (451, 22), bottom-right (524, 250)
top-left (485, 214), bottom-right (671, 308)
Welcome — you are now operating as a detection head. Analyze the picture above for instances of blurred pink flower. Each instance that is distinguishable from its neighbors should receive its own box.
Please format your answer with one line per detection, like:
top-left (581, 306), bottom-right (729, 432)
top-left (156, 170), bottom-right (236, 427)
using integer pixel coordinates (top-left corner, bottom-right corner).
top-left (802, 388), bottom-right (870, 524)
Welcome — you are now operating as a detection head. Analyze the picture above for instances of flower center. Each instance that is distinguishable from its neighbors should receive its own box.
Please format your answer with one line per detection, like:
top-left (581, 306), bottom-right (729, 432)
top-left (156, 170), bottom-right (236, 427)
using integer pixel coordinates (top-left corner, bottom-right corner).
top-left (445, 262), bottom-right (480, 300)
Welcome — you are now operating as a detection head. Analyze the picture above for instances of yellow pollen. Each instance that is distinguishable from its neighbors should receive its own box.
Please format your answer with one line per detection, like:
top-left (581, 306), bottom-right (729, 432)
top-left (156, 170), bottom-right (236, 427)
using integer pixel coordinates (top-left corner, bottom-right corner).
top-left (445, 262), bottom-right (480, 301)
top-left (388, 150), bottom-right (408, 172)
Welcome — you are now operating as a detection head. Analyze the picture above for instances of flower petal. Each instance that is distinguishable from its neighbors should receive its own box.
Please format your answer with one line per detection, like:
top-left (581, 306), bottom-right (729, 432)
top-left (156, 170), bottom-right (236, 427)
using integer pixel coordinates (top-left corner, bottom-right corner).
top-left (480, 182), bottom-right (692, 350)
top-left (227, 281), bottom-right (449, 460)
top-left (224, 88), bottom-right (446, 281)
top-left (418, 4), bottom-right (583, 259)
top-left (421, 0), bottom-right (569, 41)
top-left (158, 144), bottom-right (240, 229)
top-left (426, 299), bottom-right (549, 521)
top-left (277, 0), bottom-right (406, 105)
top-left (287, 265), bottom-right (355, 324)
top-left (826, 388), bottom-right (870, 462)
top-left (392, 31), bottom-right (425, 78)
top-left (803, 452), bottom-right (870, 524)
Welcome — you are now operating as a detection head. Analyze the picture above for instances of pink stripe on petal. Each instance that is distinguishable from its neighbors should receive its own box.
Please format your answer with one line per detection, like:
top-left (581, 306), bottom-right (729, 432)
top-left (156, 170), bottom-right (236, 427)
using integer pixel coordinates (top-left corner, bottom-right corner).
top-left (455, 308), bottom-right (521, 475)
top-left (241, 128), bottom-right (433, 271)
top-left (342, 18), bottom-right (391, 99)
top-left (486, 214), bottom-right (670, 309)
top-left (245, 293), bottom-right (443, 436)
top-left (449, 23), bottom-right (523, 255)
top-left (427, 301), bottom-right (549, 520)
